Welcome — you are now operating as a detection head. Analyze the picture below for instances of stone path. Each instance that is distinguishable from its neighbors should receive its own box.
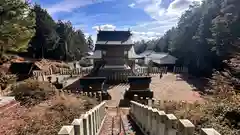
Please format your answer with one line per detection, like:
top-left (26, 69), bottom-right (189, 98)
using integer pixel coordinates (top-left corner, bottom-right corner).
top-left (105, 84), bottom-right (129, 107)
top-left (99, 108), bottom-right (143, 135)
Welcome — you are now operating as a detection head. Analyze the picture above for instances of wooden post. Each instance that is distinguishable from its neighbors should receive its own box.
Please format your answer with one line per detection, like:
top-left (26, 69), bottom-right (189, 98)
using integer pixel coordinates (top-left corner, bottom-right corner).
top-left (142, 105), bottom-right (148, 132)
top-left (157, 111), bottom-right (166, 135)
top-left (58, 126), bottom-right (74, 135)
top-left (151, 108), bottom-right (158, 135)
top-left (165, 114), bottom-right (177, 135)
top-left (133, 94), bottom-right (138, 101)
top-left (178, 119), bottom-right (195, 135)
top-left (72, 119), bottom-right (82, 135)
top-left (41, 74), bottom-right (44, 81)
top-left (99, 91), bottom-right (102, 102)
top-left (146, 107), bottom-right (152, 134)
top-left (200, 128), bottom-right (221, 135)
top-left (148, 98), bottom-right (152, 107)
top-left (83, 114), bottom-right (90, 135)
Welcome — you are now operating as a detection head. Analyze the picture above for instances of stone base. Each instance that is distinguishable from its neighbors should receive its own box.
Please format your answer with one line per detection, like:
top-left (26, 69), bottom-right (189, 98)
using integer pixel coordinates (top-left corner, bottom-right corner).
top-left (123, 89), bottom-right (153, 100)
top-left (96, 68), bottom-right (135, 83)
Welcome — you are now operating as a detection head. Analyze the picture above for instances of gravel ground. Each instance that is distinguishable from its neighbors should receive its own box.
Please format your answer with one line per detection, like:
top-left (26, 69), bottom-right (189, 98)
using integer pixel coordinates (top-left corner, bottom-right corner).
top-left (106, 73), bottom-right (203, 107)
top-left (0, 103), bottom-right (27, 135)
top-left (150, 73), bottom-right (203, 103)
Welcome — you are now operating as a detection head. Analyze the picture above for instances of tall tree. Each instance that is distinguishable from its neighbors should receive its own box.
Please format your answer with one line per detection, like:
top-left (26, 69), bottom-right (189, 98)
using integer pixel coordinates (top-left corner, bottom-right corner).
top-left (146, 0), bottom-right (240, 76)
top-left (87, 35), bottom-right (94, 52)
top-left (0, 0), bottom-right (35, 56)
top-left (69, 29), bottom-right (88, 60)
top-left (29, 4), bottom-right (59, 58)
top-left (56, 20), bottom-right (87, 61)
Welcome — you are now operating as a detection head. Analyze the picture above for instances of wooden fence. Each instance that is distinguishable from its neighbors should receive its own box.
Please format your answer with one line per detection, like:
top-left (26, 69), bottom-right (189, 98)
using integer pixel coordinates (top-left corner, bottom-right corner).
top-left (32, 66), bottom-right (188, 82)
top-left (130, 100), bottom-right (221, 135)
top-left (32, 68), bottom-right (53, 78)
top-left (136, 67), bottom-right (168, 75)
top-left (173, 66), bottom-right (188, 74)
top-left (32, 67), bottom-right (93, 79)
top-left (58, 101), bottom-right (106, 135)
top-left (59, 67), bottom-right (93, 75)
top-left (57, 90), bottom-right (109, 101)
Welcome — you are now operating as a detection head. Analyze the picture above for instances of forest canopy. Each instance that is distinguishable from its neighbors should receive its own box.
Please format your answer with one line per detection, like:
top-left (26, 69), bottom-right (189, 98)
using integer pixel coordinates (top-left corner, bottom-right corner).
top-left (1, 0), bottom-right (240, 76)
top-left (0, 0), bottom-right (93, 61)
top-left (135, 0), bottom-right (240, 77)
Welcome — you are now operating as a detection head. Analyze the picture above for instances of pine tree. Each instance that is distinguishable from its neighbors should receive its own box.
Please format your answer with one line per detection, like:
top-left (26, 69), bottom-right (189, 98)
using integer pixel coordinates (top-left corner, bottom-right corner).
top-left (87, 35), bottom-right (94, 52)
top-left (29, 4), bottom-right (59, 58)
top-left (0, 0), bottom-right (35, 56)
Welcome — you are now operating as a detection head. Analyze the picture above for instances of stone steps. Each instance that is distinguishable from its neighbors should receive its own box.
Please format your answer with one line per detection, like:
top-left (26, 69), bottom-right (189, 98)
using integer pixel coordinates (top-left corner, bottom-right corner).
top-left (99, 108), bottom-right (144, 135)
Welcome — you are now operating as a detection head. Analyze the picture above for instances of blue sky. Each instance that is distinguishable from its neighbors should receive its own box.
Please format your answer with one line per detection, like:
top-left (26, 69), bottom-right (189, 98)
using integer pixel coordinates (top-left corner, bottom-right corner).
top-left (31, 0), bottom-right (201, 42)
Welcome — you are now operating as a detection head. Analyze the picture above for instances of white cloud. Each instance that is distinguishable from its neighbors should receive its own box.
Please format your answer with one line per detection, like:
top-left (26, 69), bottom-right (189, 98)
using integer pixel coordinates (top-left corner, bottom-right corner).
top-left (127, 0), bottom-right (202, 41)
top-left (128, 3), bottom-right (136, 8)
top-left (52, 0), bottom-right (202, 42)
top-left (88, 0), bottom-right (202, 42)
top-left (84, 33), bottom-right (97, 44)
top-left (47, 0), bottom-right (112, 14)
top-left (131, 31), bottom-right (163, 41)
top-left (92, 24), bottom-right (116, 31)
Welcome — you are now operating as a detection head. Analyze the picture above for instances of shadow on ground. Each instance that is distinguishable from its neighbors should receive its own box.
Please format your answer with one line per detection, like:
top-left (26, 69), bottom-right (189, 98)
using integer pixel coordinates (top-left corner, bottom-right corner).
top-left (178, 74), bottom-right (209, 94)
top-left (125, 115), bottom-right (145, 135)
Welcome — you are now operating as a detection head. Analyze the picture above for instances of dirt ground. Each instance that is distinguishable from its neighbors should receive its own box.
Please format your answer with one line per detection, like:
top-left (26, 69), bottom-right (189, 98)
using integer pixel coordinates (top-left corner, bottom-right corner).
top-left (150, 73), bottom-right (203, 103)
top-left (106, 73), bottom-right (203, 107)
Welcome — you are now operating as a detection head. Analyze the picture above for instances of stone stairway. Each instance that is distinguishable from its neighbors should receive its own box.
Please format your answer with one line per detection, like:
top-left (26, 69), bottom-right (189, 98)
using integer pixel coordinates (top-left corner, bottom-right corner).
top-left (99, 108), bottom-right (144, 135)
top-left (98, 113), bottom-right (121, 135)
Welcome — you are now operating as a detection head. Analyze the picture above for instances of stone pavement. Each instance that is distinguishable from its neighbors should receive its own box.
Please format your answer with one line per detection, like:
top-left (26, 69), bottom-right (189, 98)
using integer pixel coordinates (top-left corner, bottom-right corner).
top-left (99, 108), bottom-right (144, 135)
top-left (105, 84), bottom-right (129, 107)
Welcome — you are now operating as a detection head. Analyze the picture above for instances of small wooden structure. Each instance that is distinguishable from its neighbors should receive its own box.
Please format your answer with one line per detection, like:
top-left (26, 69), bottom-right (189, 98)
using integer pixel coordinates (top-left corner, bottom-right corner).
top-left (8, 62), bottom-right (40, 80)
top-left (124, 76), bottom-right (153, 100)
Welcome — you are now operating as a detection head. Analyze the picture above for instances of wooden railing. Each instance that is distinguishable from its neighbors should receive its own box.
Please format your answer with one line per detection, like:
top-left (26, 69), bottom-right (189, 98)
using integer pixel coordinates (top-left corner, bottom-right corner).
top-left (58, 101), bottom-right (106, 135)
top-left (130, 100), bottom-right (221, 135)
top-left (59, 67), bottom-right (93, 75)
top-left (32, 68), bottom-right (53, 77)
top-left (32, 67), bottom-right (93, 79)
top-left (57, 90), bottom-right (111, 101)
top-left (32, 66), bottom-right (188, 83)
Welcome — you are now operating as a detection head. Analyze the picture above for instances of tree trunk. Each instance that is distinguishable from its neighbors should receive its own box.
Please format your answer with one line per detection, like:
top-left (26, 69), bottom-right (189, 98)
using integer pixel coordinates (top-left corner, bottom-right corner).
top-left (0, 45), bottom-right (4, 58)
top-left (42, 45), bottom-right (44, 59)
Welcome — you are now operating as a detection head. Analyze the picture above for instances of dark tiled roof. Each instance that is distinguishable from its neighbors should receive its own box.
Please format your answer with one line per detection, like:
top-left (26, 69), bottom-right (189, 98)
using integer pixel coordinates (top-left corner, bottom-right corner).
top-left (95, 40), bottom-right (133, 45)
top-left (97, 31), bottom-right (132, 41)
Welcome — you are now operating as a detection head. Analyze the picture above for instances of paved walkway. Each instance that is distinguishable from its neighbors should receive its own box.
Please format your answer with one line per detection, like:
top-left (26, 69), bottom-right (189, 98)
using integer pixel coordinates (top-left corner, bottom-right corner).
top-left (99, 108), bottom-right (144, 135)
top-left (105, 84), bottom-right (129, 107)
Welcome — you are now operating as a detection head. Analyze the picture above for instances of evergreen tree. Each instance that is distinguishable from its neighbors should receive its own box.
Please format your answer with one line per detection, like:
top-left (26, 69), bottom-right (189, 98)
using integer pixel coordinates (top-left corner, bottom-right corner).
top-left (29, 4), bottom-right (59, 58)
top-left (87, 35), bottom-right (94, 52)
top-left (0, 0), bottom-right (35, 56)
top-left (56, 20), bottom-right (87, 61)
